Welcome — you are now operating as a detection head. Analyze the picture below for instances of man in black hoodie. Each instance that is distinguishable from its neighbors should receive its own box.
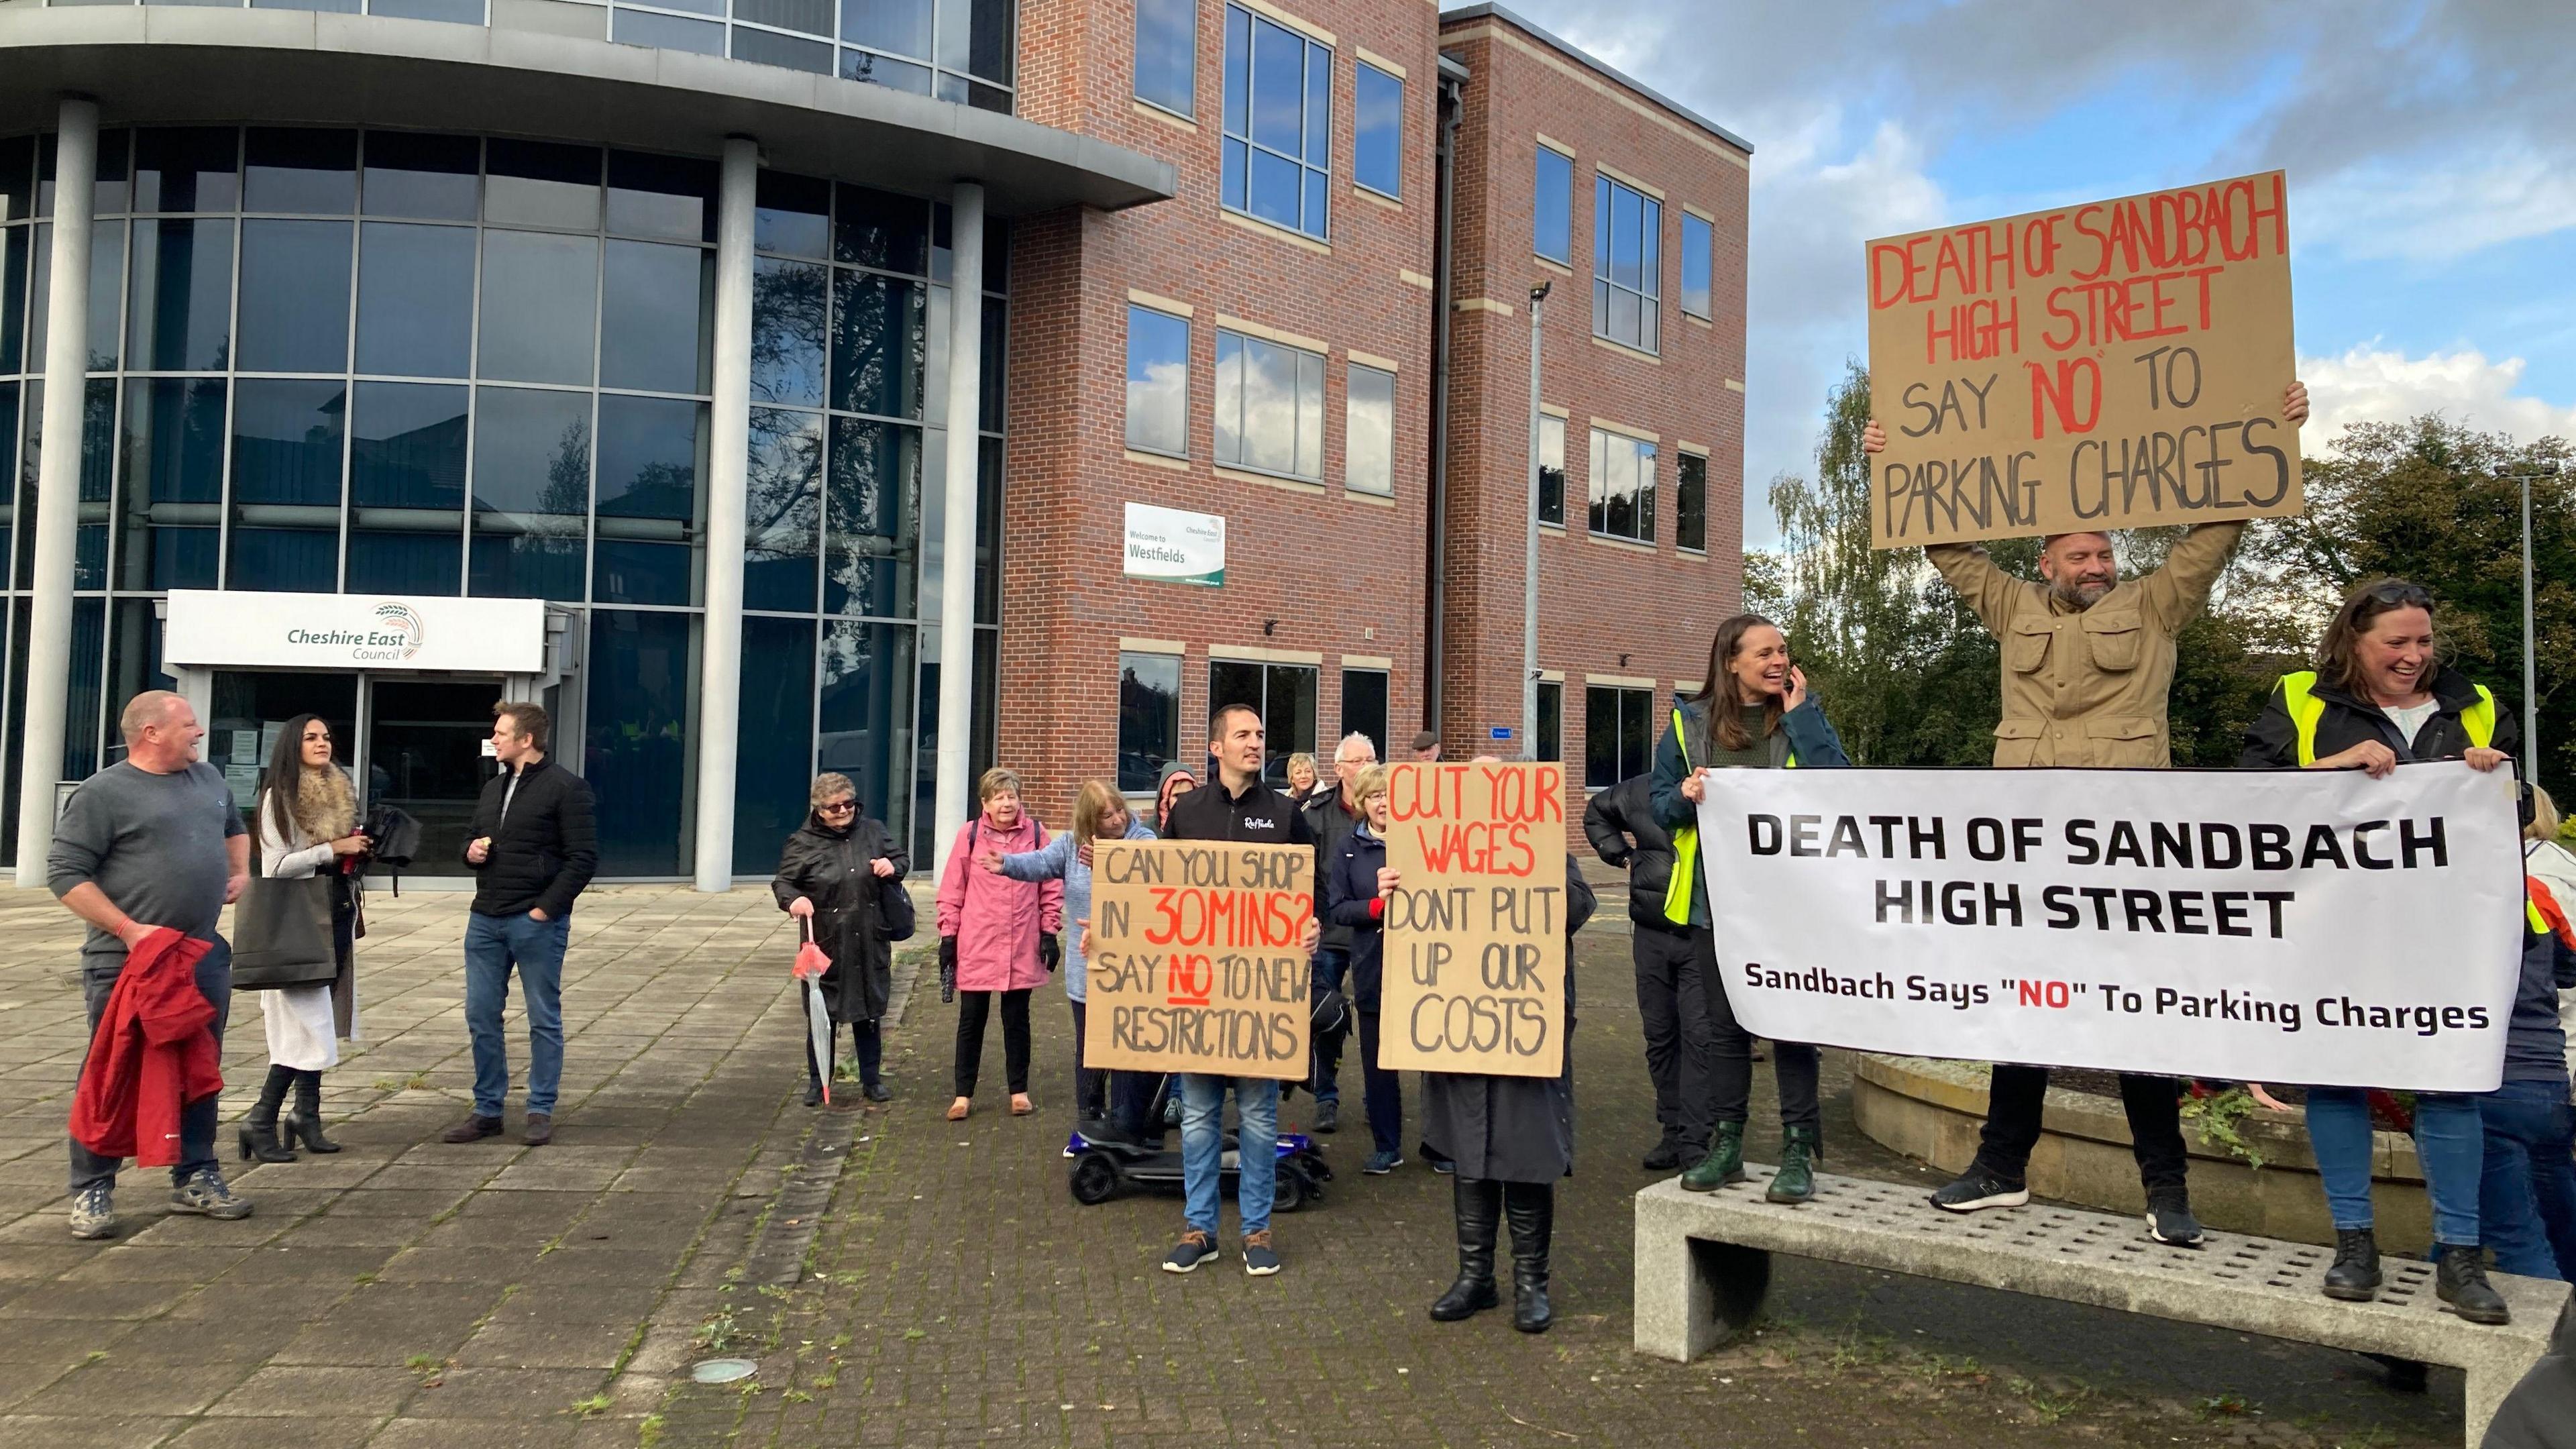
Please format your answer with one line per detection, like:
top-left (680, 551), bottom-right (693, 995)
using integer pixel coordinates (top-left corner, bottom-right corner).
top-left (1583, 772), bottom-right (1707, 1171)
top-left (444, 702), bottom-right (596, 1147)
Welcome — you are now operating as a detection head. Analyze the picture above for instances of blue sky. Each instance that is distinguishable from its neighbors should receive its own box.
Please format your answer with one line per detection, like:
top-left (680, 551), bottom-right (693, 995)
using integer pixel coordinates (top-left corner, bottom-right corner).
top-left (1481, 0), bottom-right (2576, 547)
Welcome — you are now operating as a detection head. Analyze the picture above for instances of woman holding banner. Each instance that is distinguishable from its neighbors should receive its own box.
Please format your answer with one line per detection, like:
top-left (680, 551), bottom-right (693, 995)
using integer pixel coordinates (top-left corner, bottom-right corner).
top-left (775, 773), bottom-right (907, 1107)
top-left (1653, 614), bottom-right (1851, 1205)
top-left (2240, 577), bottom-right (2521, 1320)
top-left (984, 780), bottom-right (1155, 1132)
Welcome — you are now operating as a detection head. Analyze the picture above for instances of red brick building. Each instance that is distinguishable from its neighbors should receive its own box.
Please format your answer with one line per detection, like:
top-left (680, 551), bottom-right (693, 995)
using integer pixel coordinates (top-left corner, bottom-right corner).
top-left (1000, 0), bottom-right (1751, 830)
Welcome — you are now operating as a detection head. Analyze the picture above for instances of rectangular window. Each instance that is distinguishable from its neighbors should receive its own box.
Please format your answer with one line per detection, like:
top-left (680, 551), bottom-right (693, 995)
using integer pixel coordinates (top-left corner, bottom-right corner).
top-left (1118, 651), bottom-right (1183, 794)
top-left (1592, 172), bottom-right (1660, 353)
top-left (1354, 62), bottom-right (1401, 199)
top-left (1220, 4), bottom-right (1333, 241)
top-left (1534, 146), bottom-right (1572, 264)
top-left (1213, 327), bottom-right (1324, 480)
top-left (1585, 684), bottom-right (1651, 789)
top-left (1537, 413), bottom-right (1564, 526)
top-left (1125, 304), bottom-right (1190, 458)
top-left (1344, 362), bottom-right (1393, 495)
top-left (1134, 0), bottom-right (1197, 117)
top-left (1209, 657), bottom-right (1318, 788)
top-left (1680, 209), bottom-right (1713, 320)
top-left (1588, 428), bottom-right (1655, 544)
top-left (1339, 667), bottom-right (1387, 761)
top-left (1678, 451), bottom-right (1707, 553)
top-left (1536, 680), bottom-right (1561, 763)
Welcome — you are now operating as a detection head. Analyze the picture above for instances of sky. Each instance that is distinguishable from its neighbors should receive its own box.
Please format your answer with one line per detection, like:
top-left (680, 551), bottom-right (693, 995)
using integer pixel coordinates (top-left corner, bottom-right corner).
top-left (1483, 0), bottom-right (2576, 549)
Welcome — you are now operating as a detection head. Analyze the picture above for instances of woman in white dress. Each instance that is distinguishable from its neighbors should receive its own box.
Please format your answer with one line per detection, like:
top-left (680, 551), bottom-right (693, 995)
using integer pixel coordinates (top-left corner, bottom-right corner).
top-left (240, 714), bottom-right (369, 1163)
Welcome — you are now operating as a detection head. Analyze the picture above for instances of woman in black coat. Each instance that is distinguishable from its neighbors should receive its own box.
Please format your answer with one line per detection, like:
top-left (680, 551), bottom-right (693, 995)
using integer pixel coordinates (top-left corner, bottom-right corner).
top-left (773, 773), bottom-right (908, 1106)
top-left (1322, 765), bottom-right (1407, 1174)
top-left (1419, 813), bottom-right (1595, 1335)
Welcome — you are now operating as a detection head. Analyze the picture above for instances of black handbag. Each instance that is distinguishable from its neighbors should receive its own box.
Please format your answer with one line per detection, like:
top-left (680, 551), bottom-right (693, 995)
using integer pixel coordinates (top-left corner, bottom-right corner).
top-left (876, 871), bottom-right (916, 941)
top-left (231, 874), bottom-right (339, 991)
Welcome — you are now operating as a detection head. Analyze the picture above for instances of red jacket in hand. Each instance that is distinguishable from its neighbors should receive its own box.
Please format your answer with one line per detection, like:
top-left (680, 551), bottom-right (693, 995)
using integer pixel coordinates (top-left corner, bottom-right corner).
top-left (70, 928), bottom-right (223, 1167)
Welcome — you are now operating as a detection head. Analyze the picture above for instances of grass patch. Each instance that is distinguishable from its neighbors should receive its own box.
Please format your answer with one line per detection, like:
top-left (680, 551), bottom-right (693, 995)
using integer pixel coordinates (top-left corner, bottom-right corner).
top-left (692, 1309), bottom-right (741, 1354)
top-left (569, 1392), bottom-right (614, 1417)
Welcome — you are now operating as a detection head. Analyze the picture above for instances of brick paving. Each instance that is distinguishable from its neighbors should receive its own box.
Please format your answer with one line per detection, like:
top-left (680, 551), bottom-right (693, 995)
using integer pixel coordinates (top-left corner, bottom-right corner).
top-left (0, 885), bottom-right (2469, 1448)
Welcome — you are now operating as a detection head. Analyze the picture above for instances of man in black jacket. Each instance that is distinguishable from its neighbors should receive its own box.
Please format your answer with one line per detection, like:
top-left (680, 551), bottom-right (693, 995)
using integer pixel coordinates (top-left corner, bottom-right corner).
top-left (444, 702), bottom-right (597, 1147)
top-left (1583, 773), bottom-right (1707, 1171)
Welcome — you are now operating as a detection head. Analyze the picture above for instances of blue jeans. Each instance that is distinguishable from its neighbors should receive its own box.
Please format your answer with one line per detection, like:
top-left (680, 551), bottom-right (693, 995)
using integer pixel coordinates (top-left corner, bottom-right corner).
top-left (2306, 1087), bottom-right (2481, 1246)
top-left (69, 938), bottom-right (231, 1191)
top-left (1309, 949), bottom-right (1350, 1104)
top-left (464, 910), bottom-right (570, 1117)
top-left (2477, 1078), bottom-right (2576, 1281)
top-left (1180, 1074), bottom-right (1278, 1238)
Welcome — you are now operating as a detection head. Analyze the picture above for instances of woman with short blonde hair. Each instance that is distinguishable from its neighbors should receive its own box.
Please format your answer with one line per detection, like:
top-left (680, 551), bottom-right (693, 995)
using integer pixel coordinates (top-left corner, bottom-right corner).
top-left (936, 765), bottom-right (1061, 1120)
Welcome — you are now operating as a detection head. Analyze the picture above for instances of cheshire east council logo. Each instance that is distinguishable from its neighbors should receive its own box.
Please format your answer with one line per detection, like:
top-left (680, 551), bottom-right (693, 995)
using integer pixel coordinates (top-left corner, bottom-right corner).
top-left (373, 602), bottom-right (426, 661)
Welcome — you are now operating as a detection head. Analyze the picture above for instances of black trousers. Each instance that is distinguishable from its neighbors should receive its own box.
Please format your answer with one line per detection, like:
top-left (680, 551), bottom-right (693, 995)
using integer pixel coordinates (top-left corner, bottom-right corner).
top-left (953, 988), bottom-right (1031, 1097)
top-left (1688, 928), bottom-right (1820, 1133)
top-left (1632, 924), bottom-right (1703, 1150)
top-left (1972, 1065), bottom-right (2189, 1197)
top-left (1069, 1000), bottom-right (1108, 1120)
top-left (804, 1019), bottom-right (883, 1089)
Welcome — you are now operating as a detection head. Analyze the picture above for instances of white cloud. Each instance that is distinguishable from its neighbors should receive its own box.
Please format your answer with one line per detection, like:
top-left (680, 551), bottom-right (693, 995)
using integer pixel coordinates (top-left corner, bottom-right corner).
top-left (2298, 344), bottom-right (2576, 447)
top-left (2300, 147), bottom-right (2576, 263)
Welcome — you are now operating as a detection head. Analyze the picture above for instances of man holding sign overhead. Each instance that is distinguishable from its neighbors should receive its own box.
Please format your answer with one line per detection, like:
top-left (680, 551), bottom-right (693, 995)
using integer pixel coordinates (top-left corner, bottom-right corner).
top-left (1859, 170), bottom-right (2314, 1243)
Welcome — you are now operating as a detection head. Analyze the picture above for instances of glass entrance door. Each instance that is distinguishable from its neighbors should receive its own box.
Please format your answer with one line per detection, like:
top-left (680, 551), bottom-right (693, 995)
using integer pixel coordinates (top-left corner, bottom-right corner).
top-left (367, 679), bottom-right (502, 877)
top-left (209, 672), bottom-right (360, 819)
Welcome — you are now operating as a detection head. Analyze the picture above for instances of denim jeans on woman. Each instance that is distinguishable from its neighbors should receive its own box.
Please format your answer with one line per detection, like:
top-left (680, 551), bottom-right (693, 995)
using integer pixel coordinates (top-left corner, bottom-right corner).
top-left (1180, 1074), bottom-right (1277, 1238)
top-left (2306, 1087), bottom-right (2481, 1244)
top-left (2477, 1078), bottom-right (2576, 1281)
top-left (463, 910), bottom-right (570, 1118)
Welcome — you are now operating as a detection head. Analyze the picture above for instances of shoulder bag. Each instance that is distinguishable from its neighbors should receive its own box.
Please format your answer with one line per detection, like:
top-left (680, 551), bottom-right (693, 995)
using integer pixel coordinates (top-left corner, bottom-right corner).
top-left (231, 873), bottom-right (340, 991)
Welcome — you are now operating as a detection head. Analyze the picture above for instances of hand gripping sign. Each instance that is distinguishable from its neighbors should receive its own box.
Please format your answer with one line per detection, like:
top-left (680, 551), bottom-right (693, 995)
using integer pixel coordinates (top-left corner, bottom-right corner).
top-left (1379, 761), bottom-right (1569, 1078)
top-left (1085, 840), bottom-right (1313, 1079)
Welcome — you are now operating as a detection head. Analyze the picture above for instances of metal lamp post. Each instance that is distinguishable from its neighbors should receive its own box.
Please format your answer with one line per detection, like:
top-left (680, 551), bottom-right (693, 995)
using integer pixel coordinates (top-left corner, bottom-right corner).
top-left (1523, 280), bottom-right (1550, 755)
top-left (2495, 458), bottom-right (2559, 781)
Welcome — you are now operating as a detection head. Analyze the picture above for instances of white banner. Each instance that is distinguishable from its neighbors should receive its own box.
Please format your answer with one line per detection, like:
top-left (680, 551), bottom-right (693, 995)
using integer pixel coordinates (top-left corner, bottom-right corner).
top-left (164, 590), bottom-right (545, 674)
top-left (1697, 763), bottom-right (2526, 1091)
top-left (1124, 502), bottom-right (1225, 587)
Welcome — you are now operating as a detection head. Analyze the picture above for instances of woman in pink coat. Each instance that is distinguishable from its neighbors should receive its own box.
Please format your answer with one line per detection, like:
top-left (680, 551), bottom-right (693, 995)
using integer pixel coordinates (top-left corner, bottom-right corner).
top-left (938, 767), bottom-right (1063, 1121)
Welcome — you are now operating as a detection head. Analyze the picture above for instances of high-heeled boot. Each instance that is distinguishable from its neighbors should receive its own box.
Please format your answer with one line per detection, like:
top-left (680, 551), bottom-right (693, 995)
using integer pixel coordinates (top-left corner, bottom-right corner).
top-left (285, 1069), bottom-right (341, 1154)
top-left (1428, 1176), bottom-right (1503, 1321)
top-left (1503, 1181), bottom-right (1555, 1333)
top-left (237, 1064), bottom-right (297, 1163)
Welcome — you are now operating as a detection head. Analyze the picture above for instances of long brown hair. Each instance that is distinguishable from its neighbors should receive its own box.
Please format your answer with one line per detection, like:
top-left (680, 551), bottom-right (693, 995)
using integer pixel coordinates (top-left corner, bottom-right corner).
top-left (2314, 578), bottom-right (2436, 696)
top-left (1071, 780), bottom-right (1128, 854)
top-left (1687, 613), bottom-right (1787, 753)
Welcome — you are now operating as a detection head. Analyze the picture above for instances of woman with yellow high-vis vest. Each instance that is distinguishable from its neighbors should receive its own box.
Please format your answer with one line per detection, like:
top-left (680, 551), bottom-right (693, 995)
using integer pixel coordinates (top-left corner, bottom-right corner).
top-left (1650, 613), bottom-right (1851, 1204)
top-left (2241, 577), bottom-right (2522, 1324)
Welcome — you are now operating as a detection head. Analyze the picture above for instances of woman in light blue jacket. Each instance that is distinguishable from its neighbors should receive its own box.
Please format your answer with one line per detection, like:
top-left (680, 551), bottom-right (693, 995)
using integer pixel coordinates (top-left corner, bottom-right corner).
top-left (983, 779), bottom-right (1155, 1130)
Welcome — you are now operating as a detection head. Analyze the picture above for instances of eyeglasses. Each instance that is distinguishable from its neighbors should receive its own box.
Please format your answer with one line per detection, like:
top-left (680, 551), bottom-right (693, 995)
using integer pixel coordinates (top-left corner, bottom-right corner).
top-left (818, 801), bottom-right (857, 815)
top-left (2363, 582), bottom-right (2432, 608)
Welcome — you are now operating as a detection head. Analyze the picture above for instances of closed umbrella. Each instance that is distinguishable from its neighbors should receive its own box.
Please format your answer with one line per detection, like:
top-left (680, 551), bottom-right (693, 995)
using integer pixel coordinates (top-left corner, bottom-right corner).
top-left (794, 920), bottom-right (835, 1106)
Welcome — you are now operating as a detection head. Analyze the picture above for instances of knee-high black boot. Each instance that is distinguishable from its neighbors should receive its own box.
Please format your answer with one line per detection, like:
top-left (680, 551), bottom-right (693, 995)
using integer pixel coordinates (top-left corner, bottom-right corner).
top-left (286, 1069), bottom-right (341, 1154)
top-left (1429, 1176), bottom-right (1503, 1321)
top-left (237, 1065), bottom-right (298, 1163)
top-left (1503, 1181), bottom-right (1555, 1333)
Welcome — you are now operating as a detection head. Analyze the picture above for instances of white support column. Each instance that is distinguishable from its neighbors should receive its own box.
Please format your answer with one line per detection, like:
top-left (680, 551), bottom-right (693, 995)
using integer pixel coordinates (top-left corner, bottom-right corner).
top-left (691, 136), bottom-right (759, 892)
top-left (15, 99), bottom-right (99, 890)
top-left (930, 180), bottom-right (987, 883)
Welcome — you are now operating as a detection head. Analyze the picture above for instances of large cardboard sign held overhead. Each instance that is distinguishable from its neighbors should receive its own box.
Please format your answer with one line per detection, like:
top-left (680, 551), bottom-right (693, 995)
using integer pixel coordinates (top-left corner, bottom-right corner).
top-left (1084, 840), bottom-right (1313, 1080)
top-left (1865, 171), bottom-right (2302, 548)
top-left (1378, 761), bottom-right (1569, 1078)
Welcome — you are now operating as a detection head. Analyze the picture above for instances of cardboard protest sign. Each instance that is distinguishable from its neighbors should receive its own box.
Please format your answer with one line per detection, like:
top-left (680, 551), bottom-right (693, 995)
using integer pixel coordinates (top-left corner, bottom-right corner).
top-left (1865, 171), bottom-right (2301, 547)
top-left (1083, 840), bottom-right (1313, 1080)
top-left (1378, 761), bottom-right (1568, 1078)
top-left (1695, 763), bottom-right (2524, 1091)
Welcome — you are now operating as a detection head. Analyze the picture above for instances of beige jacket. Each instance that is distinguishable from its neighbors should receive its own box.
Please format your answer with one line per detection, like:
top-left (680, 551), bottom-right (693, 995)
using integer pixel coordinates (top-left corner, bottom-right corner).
top-left (1929, 521), bottom-right (2245, 768)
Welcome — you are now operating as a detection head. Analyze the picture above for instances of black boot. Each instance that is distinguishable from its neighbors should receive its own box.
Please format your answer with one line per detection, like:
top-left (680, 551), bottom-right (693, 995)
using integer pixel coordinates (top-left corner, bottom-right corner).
top-left (2321, 1228), bottom-right (2381, 1301)
top-left (2436, 1244), bottom-right (2510, 1325)
top-left (284, 1070), bottom-right (341, 1154)
top-left (237, 1065), bottom-right (297, 1164)
top-left (1503, 1181), bottom-right (1555, 1333)
top-left (1429, 1177), bottom-right (1502, 1321)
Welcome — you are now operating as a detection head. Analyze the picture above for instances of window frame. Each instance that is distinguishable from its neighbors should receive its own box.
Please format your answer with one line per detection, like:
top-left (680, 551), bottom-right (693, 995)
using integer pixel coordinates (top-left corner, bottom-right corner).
top-left (1132, 0), bottom-right (1200, 120)
top-left (1124, 303), bottom-right (1191, 460)
top-left (1536, 412), bottom-right (1565, 527)
top-left (1676, 449), bottom-right (1707, 555)
top-left (1591, 172), bottom-right (1662, 354)
top-left (1533, 144), bottom-right (1572, 265)
top-left (1352, 61), bottom-right (1403, 201)
top-left (1338, 665), bottom-right (1389, 762)
top-left (1679, 208), bottom-right (1713, 321)
top-left (1584, 684), bottom-right (1652, 789)
top-left (1220, 3), bottom-right (1335, 242)
top-left (1209, 656), bottom-right (1319, 788)
top-left (1587, 427), bottom-right (1656, 545)
top-left (1343, 360), bottom-right (1394, 496)
top-left (1118, 649), bottom-right (1185, 795)
top-left (1535, 680), bottom-right (1561, 763)
top-left (1212, 325), bottom-right (1326, 482)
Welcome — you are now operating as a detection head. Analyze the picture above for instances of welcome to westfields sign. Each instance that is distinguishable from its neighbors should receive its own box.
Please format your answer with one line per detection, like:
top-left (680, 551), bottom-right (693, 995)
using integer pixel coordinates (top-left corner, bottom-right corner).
top-left (1695, 762), bottom-right (2525, 1091)
top-left (164, 591), bottom-right (546, 674)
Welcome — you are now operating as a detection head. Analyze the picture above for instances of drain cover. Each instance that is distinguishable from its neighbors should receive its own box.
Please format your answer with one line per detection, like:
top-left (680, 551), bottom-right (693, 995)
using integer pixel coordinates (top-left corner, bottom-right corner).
top-left (690, 1358), bottom-right (757, 1384)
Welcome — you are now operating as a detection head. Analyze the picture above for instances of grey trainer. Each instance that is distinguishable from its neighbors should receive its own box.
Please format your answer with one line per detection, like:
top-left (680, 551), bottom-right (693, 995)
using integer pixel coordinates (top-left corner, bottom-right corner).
top-left (169, 1166), bottom-right (254, 1220)
top-left (67, 1183), bottom-right (117, 1240)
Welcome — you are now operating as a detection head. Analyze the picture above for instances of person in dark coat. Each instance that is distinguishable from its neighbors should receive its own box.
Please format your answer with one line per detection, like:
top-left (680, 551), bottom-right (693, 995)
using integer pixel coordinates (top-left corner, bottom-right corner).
top-left (1583, 771), bottom-right (1705, 1171)
top-left (773, 773), bottom-right (908, 1106)
top-left (1421, 798), bottom-right (1596, 1336)
top-left (1322, 763), bottom-right (1404, 1174)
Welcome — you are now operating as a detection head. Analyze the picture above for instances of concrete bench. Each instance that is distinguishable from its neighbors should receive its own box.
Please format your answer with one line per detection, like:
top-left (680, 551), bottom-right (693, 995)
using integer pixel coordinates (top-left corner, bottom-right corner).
top-left (1635, 1167), bottom-right (2572, 1444)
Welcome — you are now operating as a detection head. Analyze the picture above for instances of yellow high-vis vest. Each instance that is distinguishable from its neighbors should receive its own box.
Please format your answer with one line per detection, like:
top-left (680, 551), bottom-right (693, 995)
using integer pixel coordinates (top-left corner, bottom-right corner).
top-left (2275, 670), bottom-right (2495, 766)
top-left (1663, 706), bottom-right (1797, 926)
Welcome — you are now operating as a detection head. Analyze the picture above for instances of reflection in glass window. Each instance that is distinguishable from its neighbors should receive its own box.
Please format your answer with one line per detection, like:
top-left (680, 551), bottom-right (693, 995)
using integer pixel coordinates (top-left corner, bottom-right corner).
top-left (1678, 451), bottom-right (1707, 553)
top-left (818, 617), bottom-right (915, 846)
top-left (1536, 680), bottom-right (1560, 763)
top-left (237, 219), bottom-right (352, 374)
top-left (1339, 667), bottom-right (1387, 761)
top-left (360, 131), bottom-right (480, 222)
top-left (1134, 0), bottom-right (1197, 117)
top-left (1354, 63), bottom-right (1401, 199)
top-left (834, 182), bottom-right (930, 273)
top-left (735, 613), bottom-right (819, 873)
top-left (733, 27), bottom-right (835, 74)
top-left (1585, 685), bottom-right (1651, 788)
top-left (357, 221), bottom-right (476, 378)
top-left (1588, 427), bottom-right (1655, 545)
top-left (606, 151), bottom-right (718, 243)
top-left (751, 256), bottom-right (827, 407)
top-left (1593, 173), bottom-right (1661, 354)
top-left (601, 240), bottom-right (712, 394)
top-left (350, 382), bottom-right (469, 509)
top-left (745, 407), bottom-right (822, 611)
top-left (1680, 210), bottom-right (1713, 321)
top-left (1118, 651), bottom-right (1181, 794)
top-left (477, 229), bottom-right (600, 385)
top-left (230, 379), bottom-right (345, 507)
top-left (1538, 413), bottom-right (1564, 526)
top-left (1534, 146), bottom-right (1572, 264)
top-left (117, 377), bottom-right (224, 592)
top-left (1124, 305), bottom-right (1188, 457)
top-left (470, 386), bottom-right (591, 600)
top-left (1212, 328), bottom-right (1322, 480)
top-left (126, 219), bottom-right (230, 372)
top-left (1344, 363), bottom-right (1393, 495)
top-left (830, 271), bottom-right (925, 419)
top-left (825, 417), bottom-right (918, 618)
top-left (484, 140), bottom-right (602, 232)
top-left (754, 171), bottom-right (830, 259)
top-left (1208, 659), bottom-right (1316, 787)
top-left (244, 129), bottom-right (357, 215)
top-left (1220, 5), bottom-right (1332, 240)
top-left (586, 609), bottom-right (696, 876)
top-left (132, 128), bottom-right (240, 215)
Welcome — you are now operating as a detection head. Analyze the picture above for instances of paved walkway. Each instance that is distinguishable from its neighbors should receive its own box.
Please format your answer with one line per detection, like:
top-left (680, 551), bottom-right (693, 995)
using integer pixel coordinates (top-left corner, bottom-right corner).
top-left (0, 885), bottom-right (2471, 1448)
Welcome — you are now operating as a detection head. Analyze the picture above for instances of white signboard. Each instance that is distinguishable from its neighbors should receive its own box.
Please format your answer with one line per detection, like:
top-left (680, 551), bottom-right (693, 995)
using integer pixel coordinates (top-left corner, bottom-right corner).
top-left (1696, 763), bottom-right (2525, 1091)
top-left (1124, 502), bottom-right (1225, 587)
top-left (164, 590), bottom-right (546, 674)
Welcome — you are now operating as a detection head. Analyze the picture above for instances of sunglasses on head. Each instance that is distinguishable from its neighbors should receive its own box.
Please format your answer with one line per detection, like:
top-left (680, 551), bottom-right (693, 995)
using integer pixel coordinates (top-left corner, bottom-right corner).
top-left (2363, 582), bottom-right (2432, 608)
